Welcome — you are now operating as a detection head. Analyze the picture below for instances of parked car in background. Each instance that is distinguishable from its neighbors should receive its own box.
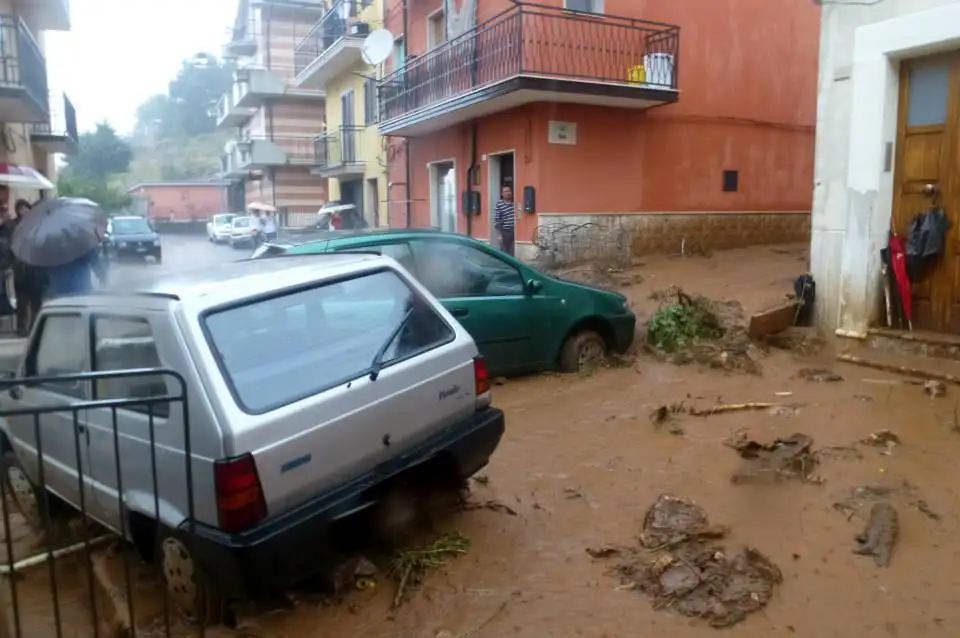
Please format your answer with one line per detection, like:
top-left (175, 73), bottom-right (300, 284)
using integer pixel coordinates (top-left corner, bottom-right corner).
top-left (228, 216), bottom-right (259, 248)
top-left (103, 216), bottom-right (162, 263)
top-left (251, 229), bottom-right (637, 376)
top-left (206, 213), bottom-right (236, 243)
top-left (0, 254), bottom-right (505, 624)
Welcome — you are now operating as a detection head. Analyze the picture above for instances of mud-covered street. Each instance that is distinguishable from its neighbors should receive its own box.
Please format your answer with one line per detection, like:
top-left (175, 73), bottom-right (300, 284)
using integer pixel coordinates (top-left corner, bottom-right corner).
top-left (9, 243), bottom-right (960, 637)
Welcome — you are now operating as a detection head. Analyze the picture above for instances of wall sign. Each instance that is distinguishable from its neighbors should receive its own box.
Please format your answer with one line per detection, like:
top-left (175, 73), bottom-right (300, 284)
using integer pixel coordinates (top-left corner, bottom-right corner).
top-left (548, 121), bottom-right (577, 145)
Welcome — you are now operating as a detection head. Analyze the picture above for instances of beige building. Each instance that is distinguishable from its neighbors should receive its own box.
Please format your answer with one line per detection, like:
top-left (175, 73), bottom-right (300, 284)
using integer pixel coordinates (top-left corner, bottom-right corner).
top-left (0, 0), bottom-right (77, 203)
top-left (293, 0), bottom-right (387, 227)
top-left (216, 0), bottom-right (328, 228)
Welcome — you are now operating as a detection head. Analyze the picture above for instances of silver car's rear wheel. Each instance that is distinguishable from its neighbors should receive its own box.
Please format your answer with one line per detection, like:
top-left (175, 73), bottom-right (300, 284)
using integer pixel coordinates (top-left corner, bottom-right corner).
top-left (159, 535), bottom-right (222, 625)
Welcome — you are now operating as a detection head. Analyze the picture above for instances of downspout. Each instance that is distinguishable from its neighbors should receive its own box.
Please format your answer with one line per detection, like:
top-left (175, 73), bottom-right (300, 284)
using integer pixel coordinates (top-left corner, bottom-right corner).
top-left (403, 0), bottom-right (412, 227)
top-left (467, 122), bottom-right (477, 236)
top-left (264, 4), bottom-right (272, 69)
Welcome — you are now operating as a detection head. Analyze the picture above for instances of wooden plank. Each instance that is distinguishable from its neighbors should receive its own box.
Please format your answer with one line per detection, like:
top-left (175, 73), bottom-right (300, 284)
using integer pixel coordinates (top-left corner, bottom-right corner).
top-left (747, 301), bottom-right (802, 340)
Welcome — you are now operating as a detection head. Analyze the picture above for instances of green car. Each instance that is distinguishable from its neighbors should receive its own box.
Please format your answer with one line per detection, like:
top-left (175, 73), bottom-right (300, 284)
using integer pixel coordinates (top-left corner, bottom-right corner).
top-left (254, 229), bottom-right (636, 376)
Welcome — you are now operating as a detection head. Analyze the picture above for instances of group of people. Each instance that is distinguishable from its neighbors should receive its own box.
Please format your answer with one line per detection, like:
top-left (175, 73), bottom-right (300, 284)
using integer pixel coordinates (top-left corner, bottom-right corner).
top-left (251, 210), bottom-right (278, 245)
top-left (0, 185), bottom-right (107, 337)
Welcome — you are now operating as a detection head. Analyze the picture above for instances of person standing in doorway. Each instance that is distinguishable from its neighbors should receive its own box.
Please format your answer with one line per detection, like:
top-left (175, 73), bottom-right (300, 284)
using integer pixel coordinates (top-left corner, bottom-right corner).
top-left (493, 185), bottom-right (516, 257)
top-left (10, 200), bottom-right (45, 335)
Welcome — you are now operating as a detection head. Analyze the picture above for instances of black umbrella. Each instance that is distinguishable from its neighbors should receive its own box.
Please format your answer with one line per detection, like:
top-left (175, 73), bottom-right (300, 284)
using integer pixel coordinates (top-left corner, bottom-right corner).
top-left (11, 197), bottom-right (108, 267)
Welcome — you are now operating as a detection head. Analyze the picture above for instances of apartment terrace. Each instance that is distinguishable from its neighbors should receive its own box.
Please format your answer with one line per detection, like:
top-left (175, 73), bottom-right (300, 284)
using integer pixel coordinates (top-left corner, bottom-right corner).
top-left (377, 2), bottom-right (680, 136)
top-left (312, 124), bottom-right (364, 178)
top-left (30, 91), bottom-right (78, 154)
top-left (293, 0), bottom-right (373, 89)
top-left (0, 14), bottom-right (49, 122)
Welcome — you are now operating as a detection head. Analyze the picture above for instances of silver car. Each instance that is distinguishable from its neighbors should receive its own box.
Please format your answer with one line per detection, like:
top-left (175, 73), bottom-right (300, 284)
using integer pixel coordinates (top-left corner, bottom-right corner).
top-left (0, 254), bottom-right (504, 623)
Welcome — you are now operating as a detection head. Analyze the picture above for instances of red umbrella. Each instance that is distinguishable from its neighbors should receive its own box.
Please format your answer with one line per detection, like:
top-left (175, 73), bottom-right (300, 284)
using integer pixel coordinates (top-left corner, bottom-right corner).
top-left (889, 233), bottom-right (912, 329)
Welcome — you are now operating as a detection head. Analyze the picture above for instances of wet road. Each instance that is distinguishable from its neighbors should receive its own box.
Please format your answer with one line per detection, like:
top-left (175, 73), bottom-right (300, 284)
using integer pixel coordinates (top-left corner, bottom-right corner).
top-left (104, 233), bottom-right (252, 289)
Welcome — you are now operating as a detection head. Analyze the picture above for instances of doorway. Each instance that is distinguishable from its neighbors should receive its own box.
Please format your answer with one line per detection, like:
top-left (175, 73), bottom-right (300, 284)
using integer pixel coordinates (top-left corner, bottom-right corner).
top-left (366, 177), bottom-right (379, 227)
top-left (891, 52), bottom-right (960, 331)
top-left (429, 160), bottom-right (457, 232)
top-left (486, 151), bottom-right (515, 241)
top-left (339, 178), bottom-right (364, 225)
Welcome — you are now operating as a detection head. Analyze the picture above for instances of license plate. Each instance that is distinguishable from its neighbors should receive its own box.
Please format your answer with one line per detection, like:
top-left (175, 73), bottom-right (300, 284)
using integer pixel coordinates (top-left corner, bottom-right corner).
top-left (136, 247), bottom-right (147, 253)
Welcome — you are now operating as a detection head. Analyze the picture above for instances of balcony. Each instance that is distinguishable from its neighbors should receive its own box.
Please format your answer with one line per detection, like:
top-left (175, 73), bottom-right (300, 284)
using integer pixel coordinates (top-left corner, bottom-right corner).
top-left (378, 3), bottom-right (680, 137)
top-left (223, 19), bottom-right (257, 58)
top-left (16, 0), bottom-right (70, 31)
top-left (221, 137), bottom-right (320, 177)
top-left (312, 125), bottom-right (364, 178)
top-left (234, 67), bottom-right (288, 108)
top-left (0, 15), bottom-right (48, 123)
top-left (294, 0), bottom-right (373, 89)
top-left (30, 91), bottom-right (77, 154)
top-left (214, 85), bottom-right (254, 129)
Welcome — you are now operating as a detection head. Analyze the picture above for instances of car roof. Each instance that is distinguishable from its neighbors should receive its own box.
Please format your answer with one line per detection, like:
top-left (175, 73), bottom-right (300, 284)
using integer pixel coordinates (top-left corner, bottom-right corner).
top-left (111, 216), bottom-right (146, 221)
top-left (46, 253), bottom-right (387, 312)
top-left (288, 227), bottom-right (470, 248)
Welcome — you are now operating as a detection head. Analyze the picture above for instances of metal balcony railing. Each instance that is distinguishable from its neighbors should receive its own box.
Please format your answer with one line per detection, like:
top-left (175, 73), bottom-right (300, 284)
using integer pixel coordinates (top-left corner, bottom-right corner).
top-left (0, 15), bottom-right (48, 114)
top-left (294, 0), bottom-right (373, 75)
top-left (378, 2), bottom-right (680, 123)
top-left (32, 92), bottom-right (77, 141)
top-left (315, 125), bottom-right (363, 168)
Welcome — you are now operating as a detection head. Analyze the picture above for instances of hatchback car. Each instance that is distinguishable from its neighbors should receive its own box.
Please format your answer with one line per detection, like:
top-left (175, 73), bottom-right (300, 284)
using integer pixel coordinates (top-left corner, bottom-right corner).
top-left (253, 229), bottom-right (637, 376)
top-left (103, 216), bottom-right (162, 262)
top-left (228, 215), bottom-right (259, 248)
top-left (0, 254), bottom-right (504, 623)
top-left (207, 213), bottom-right (236, 243)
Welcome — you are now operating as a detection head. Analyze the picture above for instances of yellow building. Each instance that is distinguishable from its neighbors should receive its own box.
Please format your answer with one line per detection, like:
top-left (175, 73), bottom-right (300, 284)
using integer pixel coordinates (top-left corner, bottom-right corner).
top-left (291, 0), bottom-right (387, 227)
top-left (0, 0), bottom-right (77, 202)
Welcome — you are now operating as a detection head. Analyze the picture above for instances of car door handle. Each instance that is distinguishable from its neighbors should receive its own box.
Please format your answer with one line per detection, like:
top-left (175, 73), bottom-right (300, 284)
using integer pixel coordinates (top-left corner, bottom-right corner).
top-left (450, 308), bottom-right (469, 318)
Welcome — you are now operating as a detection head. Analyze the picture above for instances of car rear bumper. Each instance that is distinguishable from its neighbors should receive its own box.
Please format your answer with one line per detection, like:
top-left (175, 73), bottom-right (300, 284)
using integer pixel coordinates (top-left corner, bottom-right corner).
top-left (181, 407), bottom-right (505, 600)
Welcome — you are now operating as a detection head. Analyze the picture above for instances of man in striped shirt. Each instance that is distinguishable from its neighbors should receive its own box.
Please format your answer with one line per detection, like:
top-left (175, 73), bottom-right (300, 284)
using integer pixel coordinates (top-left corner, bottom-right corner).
top-left (493, 185), bottom-right (516, 256)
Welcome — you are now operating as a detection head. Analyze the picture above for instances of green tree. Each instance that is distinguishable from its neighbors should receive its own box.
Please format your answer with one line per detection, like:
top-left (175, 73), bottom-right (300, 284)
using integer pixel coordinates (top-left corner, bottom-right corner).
top-left (133, 55), bottom-right (235, 141)
top-left (56, 175), bottom-right (132, 213)
top-left (63, 123), bottom-right (133, 179)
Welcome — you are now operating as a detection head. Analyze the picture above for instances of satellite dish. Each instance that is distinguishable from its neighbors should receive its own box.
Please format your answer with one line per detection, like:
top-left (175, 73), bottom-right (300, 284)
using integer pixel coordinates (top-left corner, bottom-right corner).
top-left (361, 29), bottom-right (394, 66)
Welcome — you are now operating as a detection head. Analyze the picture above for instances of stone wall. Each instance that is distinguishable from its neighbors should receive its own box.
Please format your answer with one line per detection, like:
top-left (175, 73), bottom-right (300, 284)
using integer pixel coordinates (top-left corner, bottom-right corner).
top-left (524, 212), bottom-right (810, 263)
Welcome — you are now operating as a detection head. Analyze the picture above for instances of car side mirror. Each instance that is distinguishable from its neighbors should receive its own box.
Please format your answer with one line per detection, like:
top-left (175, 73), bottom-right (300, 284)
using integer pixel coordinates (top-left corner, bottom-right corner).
top-left (526, 279), bottom-right (543, 294)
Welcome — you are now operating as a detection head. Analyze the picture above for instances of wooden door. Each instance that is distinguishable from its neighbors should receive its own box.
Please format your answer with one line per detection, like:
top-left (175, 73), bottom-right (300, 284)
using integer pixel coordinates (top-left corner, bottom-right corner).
top-left (892, 53), bottom-right (960, 332)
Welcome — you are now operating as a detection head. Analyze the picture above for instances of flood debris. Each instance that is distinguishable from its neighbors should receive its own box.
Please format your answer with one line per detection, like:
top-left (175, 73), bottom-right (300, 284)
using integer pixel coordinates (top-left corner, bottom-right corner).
top-left (646, 288), bottom-right (762, 374)
top-left (832, 481), bottom-right (940, 522)
top-left (725, 432), bottom-right (821, 484)
top-left (390, 531), bottom-right (470, 607)
top-left (764, 326), bottom-right (825, 356)
top-left (858, 430), bottom-right (901, 455)
top-left (796, 367), bottom-right (843, 383)
top-left (852, 502), bottom-right (899, 567)
top-left (689, 402), bottom-right (779, 416)
top-left (924, 379), bottom-right (947, 398)
top-left (596, 495), bottom-right (782, 628)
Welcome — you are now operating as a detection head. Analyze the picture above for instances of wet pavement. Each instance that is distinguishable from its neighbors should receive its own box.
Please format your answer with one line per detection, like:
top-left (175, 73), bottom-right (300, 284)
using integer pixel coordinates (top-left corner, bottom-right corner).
top-left (7, 243), bottom-right (960, 636)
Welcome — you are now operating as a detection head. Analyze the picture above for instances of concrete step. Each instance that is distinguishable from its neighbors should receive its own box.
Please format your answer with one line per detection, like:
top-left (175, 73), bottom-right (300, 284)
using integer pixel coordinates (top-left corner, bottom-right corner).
top-left (864, 327), bottom-right (960, 363)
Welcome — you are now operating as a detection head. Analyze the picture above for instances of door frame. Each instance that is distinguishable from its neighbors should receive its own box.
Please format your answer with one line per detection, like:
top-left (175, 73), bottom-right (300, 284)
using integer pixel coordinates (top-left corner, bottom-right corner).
top-left (366, 177), bottom-right (379, 227)
top-left (832, 4), bottom-right (960, 337)
top-left (485, 149), bottom-right (516, 243)
top-left (427, 158), bottom-right (457, 232)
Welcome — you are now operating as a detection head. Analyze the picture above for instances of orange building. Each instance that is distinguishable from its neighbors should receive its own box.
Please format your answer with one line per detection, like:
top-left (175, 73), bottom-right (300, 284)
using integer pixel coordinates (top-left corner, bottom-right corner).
top-left (381, 0), bottom-right (819, 260)
top-left (126, 181), bottom-right (230, 222)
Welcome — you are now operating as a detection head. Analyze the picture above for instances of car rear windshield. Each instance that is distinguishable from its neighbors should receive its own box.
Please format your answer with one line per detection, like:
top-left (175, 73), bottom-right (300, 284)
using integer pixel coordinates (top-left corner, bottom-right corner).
top-left (203, 268), bottom-right (456, 414)
top-left (112, 218), bottom-right (152, 234)
top-left (233, 217), bottom-right (251, 227)
top-left (214, 214), bottom-right (235, 224)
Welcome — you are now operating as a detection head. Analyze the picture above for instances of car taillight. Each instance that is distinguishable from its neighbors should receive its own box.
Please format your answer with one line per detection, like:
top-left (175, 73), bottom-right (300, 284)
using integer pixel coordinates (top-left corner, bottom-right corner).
top-left (213, 453), bottom-right (267, 533)
top-left (474, 356), bottom-right (491, 410)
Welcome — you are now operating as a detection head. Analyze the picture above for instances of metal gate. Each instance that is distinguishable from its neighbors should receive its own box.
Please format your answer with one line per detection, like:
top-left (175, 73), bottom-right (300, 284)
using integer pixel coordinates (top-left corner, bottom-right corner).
top-left (0, 368), bottom-right (207, 637)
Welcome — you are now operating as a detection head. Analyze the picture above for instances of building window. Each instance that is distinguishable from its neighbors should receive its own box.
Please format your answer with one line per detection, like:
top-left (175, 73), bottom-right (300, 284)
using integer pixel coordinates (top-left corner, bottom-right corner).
top-left (722, 170), bottom-right (739, 193)
top-left (427, 11), bottom-right (445, 49)
top-left (364, 77), bottom-right (378, 125)
top-left (392, 35), bottom-right (406, 71)
top-left (564, 0), bottom-right (604, 13)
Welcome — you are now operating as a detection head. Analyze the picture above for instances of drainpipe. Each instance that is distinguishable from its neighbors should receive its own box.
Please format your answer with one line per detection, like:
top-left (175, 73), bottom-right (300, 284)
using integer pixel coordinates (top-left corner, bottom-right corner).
top-left (264, 5), bottom-right (272, 69)
top-left (403, 0), bottom-right (411, 227)
top-left (467, 122), bottom-right (478, 237)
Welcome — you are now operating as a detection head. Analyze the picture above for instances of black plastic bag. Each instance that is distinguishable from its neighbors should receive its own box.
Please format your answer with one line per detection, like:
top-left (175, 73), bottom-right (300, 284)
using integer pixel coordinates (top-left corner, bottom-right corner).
top-left (906, 206), bottom-right (951, 280)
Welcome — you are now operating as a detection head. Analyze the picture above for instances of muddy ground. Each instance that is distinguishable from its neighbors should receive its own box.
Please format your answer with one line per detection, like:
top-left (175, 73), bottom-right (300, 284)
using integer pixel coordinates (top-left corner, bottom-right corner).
top-left (9, 243), bottom-right (960, 636)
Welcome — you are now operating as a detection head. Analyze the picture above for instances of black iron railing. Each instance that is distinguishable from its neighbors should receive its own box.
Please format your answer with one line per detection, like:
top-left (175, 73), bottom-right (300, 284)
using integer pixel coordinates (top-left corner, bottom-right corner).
top-left (315, 125), bottom-right (363, 168)
top-left (0, 15), bottom-right (49, 114)
top-left (294, 0), bottom-right (373, 76)
top-left (32, 93), bottom-right (77, 142)
top-left (378, 2), bottom-right (680, 123)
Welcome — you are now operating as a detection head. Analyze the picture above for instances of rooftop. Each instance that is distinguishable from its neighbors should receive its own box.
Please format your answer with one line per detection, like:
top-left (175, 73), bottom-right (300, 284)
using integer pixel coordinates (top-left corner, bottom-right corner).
top-left (126, 181), bottom-right (231, 193)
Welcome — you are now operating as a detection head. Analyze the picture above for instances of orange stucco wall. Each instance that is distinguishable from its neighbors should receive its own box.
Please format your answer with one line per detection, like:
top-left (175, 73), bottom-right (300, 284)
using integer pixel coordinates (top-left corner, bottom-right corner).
top-left (386, 0), bottom-right (819, 241)
top-left (131, 184), bottom-right (227, 222)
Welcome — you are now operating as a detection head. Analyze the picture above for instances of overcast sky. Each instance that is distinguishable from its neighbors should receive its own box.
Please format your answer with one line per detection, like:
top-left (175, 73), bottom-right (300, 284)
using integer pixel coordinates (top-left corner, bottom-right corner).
top-left (45, 0), bottom-right (236, 135)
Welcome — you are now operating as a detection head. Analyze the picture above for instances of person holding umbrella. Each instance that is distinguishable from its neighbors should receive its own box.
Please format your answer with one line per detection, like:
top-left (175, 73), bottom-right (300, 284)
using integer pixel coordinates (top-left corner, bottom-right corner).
top-left (11, 197), bottom-right (108, 298)
top-left (9, 200), bottom-right (46, 334)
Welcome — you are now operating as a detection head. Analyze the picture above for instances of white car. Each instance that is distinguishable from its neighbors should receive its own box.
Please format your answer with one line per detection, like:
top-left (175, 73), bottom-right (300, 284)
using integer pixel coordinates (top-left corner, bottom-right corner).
top-left (207, 213), bottom-right (237, 243)
top-left (228, 216), bottom-right (260, 249)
